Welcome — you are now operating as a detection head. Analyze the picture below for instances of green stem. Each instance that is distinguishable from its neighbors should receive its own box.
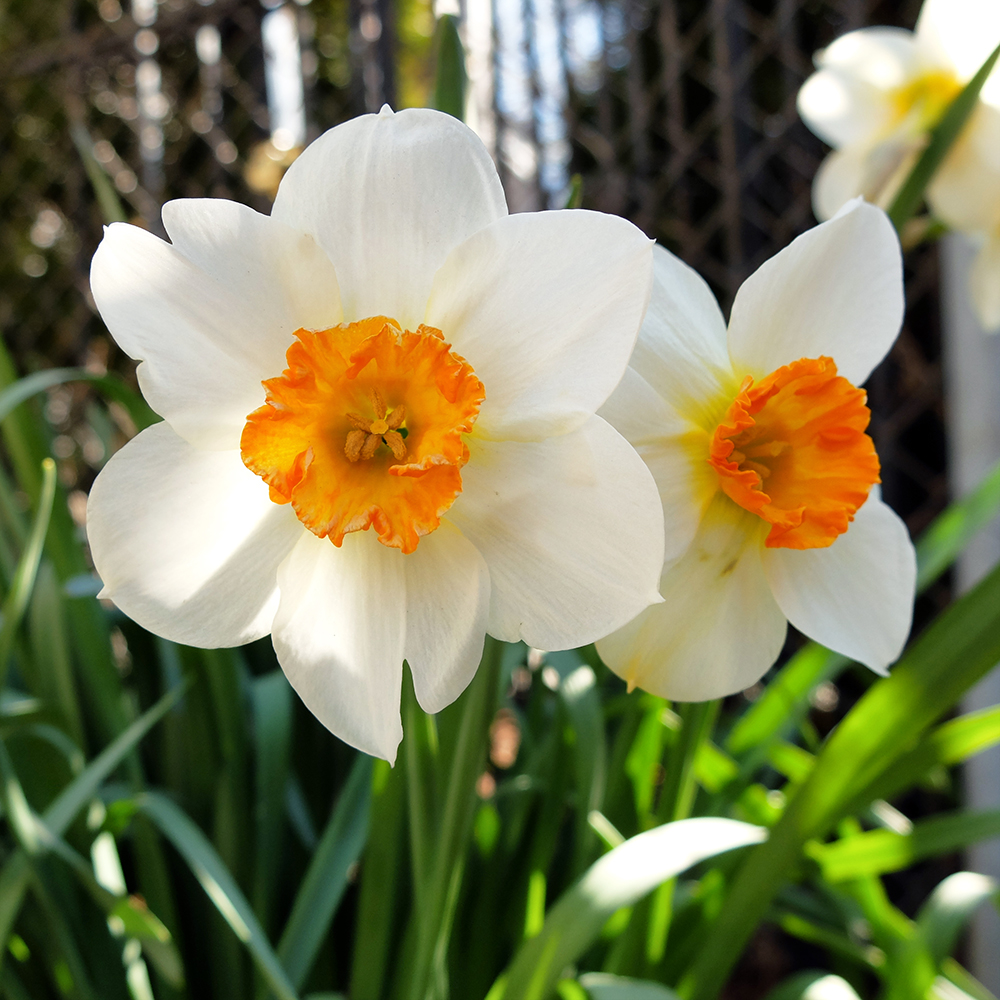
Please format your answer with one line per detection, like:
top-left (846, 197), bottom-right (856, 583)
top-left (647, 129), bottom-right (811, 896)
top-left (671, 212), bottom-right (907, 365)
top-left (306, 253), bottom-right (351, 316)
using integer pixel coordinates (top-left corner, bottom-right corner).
top-left (647, 700), bottom-right (720, 966)
top-left (408, 636), bottom-right (503, 1000)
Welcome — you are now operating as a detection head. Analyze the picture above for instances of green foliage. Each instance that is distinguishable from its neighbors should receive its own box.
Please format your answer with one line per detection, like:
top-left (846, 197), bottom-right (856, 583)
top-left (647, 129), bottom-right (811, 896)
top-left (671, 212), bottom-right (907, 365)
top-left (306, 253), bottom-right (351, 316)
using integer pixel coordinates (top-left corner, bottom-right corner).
top-left (2, 348), bottom-right (1000, 1000)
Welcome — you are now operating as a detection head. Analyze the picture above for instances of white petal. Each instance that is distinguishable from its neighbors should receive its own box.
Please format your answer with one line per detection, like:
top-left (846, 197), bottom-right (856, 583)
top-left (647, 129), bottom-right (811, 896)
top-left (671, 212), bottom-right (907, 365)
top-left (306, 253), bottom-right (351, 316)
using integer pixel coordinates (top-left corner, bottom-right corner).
top-left (916, 0), bottom-right (1000, 99)
top-left (970, 234), bottom-right (1000, 333)
top-left (599, 367), bottom-right (715, 566)
top-left (615, 244), bottom-right (734, 431)
top-left (727, 199), bottom-right (904, 386)
top-left (271, 106), bottom-right (507, 330)
top-left (426, 210), bottom-right (653, 440)
top-left (272, 530), bottom-right (406, 762)
top-left (448, 416), bottom-right (664, 650)
top-left (762, 493), bottom-right (915, 674)
top-left (87, 422), bottom-right (302, 647)
top-left (816, 27), bottom-right (921, 92)
top-left (404, 520), bottom-right (490, 715)
top-left (596, 497), bottom-right (788, 701)
top-left (812, 148), bottom-right (867, 222)
top-left (91, 205), bottom-right (341, 450)
top-left (162, 199), bottom-right (342, 335)
top-left (798, 36), bottom-right (908, 150)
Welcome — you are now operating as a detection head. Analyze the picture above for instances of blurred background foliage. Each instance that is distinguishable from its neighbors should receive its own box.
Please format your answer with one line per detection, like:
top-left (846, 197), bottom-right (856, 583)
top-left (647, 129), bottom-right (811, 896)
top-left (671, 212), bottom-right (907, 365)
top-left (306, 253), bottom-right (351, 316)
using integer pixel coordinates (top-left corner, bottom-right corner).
top-left (2, 1), bottom-right (999, 999)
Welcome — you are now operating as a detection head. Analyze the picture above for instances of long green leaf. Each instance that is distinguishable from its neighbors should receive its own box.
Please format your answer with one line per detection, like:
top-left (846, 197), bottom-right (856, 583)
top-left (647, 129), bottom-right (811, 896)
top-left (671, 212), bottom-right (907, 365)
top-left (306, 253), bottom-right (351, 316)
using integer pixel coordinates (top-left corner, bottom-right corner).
top-left (848, 704), bottom-right (1000, 810)
top-left (252, 670), bottom-right (293, 935)
top-left (496, 818), bottom-right (766, 1000)
top-left (0, 457), bottom-right (56, 689)
top-left (134, 790), bottom-right (300, 1000)
top-left (0, 682), bottom-right (187, 959)
top-left (0, 367), bottom-right (155, 432)
top-left (809, 811), bottom-right (1000, 882)
top-left (915, 458), bottom-right (1000, 591)
top-left (916, 872), bottom-right (996, 969)
top-left (762, 973), bottom-right (862, 1000)
top-left (887, 41), bottom-right (1000, 231)
top-left (685, 559), bottom-right (1000, 1000)
top-left (432, 14), bottom-right (467, 120)
top-left (277, 754), bottom-right (373, 989)
top-left (578, 973), bottom-right (681, 999)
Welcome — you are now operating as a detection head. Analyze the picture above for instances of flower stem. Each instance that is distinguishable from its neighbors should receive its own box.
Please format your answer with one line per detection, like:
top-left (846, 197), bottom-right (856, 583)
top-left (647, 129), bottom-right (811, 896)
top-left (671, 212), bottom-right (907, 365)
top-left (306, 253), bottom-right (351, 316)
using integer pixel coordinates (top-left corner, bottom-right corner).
top-left (407, 635), bottom-right (504, 1000)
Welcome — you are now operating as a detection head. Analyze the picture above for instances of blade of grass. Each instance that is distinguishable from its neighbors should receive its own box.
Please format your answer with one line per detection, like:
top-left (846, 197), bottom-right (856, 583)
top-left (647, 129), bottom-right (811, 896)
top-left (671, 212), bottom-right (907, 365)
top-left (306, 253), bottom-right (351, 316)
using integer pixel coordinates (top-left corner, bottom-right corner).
top-left (251, 670), bottom-right (293, 935)
top-left (350, 756), bottom-right (406, 1000)
top-left (0, 458), bottom-right (56, 690)
top-left (0, 680), bottom-right (188, 958)
top-left (276, 754), bottom-right (373, 990)
top-left (134, 790), bottom-right (300, 1000)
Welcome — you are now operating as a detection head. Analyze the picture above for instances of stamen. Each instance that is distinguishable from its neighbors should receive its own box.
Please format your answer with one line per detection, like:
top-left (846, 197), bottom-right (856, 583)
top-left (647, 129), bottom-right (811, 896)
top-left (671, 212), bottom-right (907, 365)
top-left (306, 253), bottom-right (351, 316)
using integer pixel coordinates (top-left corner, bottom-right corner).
top-left (384, 430), bottom-right (407, 461)
top-left (370, 387), bottom-right (387, 420)
top-left (361, 433), bottom-right (381, 460)
top-left (387, 405), bottom-right (406, 430)
top-left (345, 429), bottom-right (367, 462)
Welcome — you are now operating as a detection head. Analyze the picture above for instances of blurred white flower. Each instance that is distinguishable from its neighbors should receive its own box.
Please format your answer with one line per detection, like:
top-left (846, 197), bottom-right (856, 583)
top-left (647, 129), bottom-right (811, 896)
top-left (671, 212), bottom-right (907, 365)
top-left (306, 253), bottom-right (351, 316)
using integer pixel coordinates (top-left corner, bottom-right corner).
top-left (86, 106), bottom-right (664, 762)
top-left (596, 201), bottom-right (916, 700)
top-left (797, 0), bottom-right (1000, 329)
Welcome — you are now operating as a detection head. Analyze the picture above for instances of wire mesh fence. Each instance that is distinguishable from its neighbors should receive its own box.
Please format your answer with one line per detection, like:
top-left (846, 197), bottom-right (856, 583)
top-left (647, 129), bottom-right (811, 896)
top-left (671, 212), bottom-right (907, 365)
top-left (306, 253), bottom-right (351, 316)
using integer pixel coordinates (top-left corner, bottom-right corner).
top-left (0, 0), bottom-right (946, 598)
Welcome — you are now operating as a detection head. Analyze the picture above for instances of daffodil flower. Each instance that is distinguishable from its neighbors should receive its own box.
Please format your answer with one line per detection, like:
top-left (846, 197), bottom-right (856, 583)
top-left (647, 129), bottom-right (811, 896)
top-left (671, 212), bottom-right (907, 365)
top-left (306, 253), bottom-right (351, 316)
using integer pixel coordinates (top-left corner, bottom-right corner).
top-left (595, 200), bottom-right (916, 700)
top-left (797, 0), bottom-right (1000, 329)
top-left (86, 107), bottom-right (664, 761)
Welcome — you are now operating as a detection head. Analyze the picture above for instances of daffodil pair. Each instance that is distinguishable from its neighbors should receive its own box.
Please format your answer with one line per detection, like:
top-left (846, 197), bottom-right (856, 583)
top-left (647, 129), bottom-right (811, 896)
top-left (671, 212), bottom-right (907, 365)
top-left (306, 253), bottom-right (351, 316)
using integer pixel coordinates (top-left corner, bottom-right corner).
top-left (797, 0), bottom-right (1000, 329)
top-left (87, 108), bottom-right (916, 761)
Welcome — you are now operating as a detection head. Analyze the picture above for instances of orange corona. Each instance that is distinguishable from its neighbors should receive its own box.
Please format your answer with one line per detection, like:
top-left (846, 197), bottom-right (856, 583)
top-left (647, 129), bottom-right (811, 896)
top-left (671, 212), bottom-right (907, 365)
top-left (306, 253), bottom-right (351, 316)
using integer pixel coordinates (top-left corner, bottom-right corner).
top-left (241, 316), bottom-right (485, 554)
top-left (709, 356), bottom-right (880, 549)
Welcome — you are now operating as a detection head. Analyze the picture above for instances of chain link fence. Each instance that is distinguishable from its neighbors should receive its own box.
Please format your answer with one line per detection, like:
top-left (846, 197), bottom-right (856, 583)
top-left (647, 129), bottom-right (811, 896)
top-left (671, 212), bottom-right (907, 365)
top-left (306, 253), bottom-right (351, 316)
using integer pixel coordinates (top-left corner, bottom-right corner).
top-left (0, 0), bottom-right (946, 594)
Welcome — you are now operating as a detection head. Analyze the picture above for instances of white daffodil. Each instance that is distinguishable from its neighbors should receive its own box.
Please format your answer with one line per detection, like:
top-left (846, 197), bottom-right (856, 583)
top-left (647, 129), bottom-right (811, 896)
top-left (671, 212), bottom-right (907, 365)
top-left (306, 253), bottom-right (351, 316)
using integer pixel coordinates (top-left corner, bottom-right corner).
top-left (86, 106), bottom-right (665, 762)
top-left (797, 0), bottom-right (1000, 329)
top-left (595, 200), bottom-right (917, 701)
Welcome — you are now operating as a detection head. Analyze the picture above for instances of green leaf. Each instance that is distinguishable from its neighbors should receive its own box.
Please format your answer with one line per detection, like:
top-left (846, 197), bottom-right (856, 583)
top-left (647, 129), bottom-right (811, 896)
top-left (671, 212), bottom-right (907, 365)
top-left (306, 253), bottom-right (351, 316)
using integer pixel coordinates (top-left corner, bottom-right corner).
top-left (726, 646), bottom-right (847, 757)
top-left (0, 674), bottom-right (187, 956)
top-left (808, 811), bottom-right (1000, 882)
top-left (560, 665), bottom-right (607, 874)
top-left (685, 559), bottom-right (1000, 1000)
top-left (251, 670), bottom-right (293, 933)
top-left (916, 872), bottom-right (997, 968)
top-left (578, 973), bottom-right (681, 999)
top-left (495, 818), bottom-right (766, 1000)
top-left (887, 41), bottom-right (1000, 231)
top-left (915, 458), bottom-right (1000, 591)
top-left (0, 367), bottom-right (155, 432)
top-left (277, 753), bottom-right (373, 989)
top-left (134, 790), bottom-right (300, 1000)
top-left (762, 973), bottom-right (862, 1000)
top-left (850, 704), bottom-right (1000, 809)
top-left (432, 14), bottom-right (467, 121)
top-left (0, 457), bottom-right (56, 689)
top-left (69, 120), bottom-right (128, 224)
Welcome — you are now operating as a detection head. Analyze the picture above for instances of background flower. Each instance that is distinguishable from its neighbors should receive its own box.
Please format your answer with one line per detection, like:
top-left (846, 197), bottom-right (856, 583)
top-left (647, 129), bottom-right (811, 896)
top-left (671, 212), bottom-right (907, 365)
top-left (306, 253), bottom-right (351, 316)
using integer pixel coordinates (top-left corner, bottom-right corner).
top-left (86, 107), bottom-right (664, 762)
top-left (596, 200), bottom-right (916, 700)
top-left (797, 0), bottom-right (1000, 329)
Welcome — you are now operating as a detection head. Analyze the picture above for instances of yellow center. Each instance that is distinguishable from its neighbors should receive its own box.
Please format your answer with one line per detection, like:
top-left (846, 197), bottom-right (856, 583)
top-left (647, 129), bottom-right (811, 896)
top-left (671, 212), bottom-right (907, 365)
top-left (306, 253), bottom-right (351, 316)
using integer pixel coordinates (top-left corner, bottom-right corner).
top-left (708, 356), bottom-right (880, 549)
top-left (241, 316), bottom-right (485, 554)
top-left (890, 69), bottom-right (962, 133)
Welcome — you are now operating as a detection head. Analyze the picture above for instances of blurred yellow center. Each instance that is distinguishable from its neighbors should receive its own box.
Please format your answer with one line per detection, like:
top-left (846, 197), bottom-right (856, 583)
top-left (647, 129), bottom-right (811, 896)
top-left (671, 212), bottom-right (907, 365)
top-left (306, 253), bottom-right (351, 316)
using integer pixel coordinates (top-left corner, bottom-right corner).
top-left (891, 69), bottom-right (962, 132)
top-left (708, 356), bottom-right (880, 549)
top-left (241, 317), bottom-right (485, 554)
